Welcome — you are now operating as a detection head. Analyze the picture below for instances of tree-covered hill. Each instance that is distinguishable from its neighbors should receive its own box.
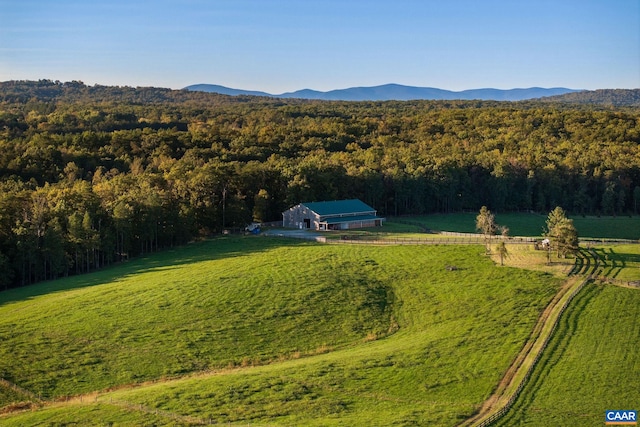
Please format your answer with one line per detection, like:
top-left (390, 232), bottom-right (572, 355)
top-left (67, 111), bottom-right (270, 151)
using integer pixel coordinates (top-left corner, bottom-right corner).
top-left (0, 79), bottom-right (284, 105)
top-left (0, 80), bottom-right (639, 289)
top-left (539, 89), bottom-right (640, 107)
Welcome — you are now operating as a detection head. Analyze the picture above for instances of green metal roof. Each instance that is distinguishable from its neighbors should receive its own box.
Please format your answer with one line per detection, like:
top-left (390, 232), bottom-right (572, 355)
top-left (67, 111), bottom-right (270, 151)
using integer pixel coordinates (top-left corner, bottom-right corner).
top-left (302, 199), bottom-right (376, 216)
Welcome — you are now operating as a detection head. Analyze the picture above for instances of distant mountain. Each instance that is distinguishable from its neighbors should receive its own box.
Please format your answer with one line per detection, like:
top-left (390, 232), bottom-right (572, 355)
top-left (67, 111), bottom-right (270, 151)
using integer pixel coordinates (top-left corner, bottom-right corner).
top-left (538, 89), bottom-right (640, 107)
top-left (185, 84), bottom-right (272, 98)
top-left (184, 83), bottom-right (580, 101)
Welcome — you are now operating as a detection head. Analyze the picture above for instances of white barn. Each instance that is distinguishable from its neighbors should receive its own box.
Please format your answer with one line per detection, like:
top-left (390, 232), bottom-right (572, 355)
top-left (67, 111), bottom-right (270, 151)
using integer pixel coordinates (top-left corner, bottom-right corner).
top-left (282, 199), bottom-right (384, 231)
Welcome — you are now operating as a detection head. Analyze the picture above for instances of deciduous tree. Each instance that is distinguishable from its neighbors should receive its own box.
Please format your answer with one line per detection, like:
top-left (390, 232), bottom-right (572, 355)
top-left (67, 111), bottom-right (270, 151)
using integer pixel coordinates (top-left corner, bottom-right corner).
top-left (496, 241), bottom-right (509, 266)
top-left (476, 206), bottom-right (496, 252)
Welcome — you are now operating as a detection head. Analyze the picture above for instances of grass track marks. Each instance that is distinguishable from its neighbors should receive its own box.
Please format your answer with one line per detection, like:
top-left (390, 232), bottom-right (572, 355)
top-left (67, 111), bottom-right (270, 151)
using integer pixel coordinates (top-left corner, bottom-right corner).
top-left (459, 275), bottom-right (587, 427)
top-left (494, 283), bottom-right (640, 426)
top-left (496, 283), bottom-right (599, 425)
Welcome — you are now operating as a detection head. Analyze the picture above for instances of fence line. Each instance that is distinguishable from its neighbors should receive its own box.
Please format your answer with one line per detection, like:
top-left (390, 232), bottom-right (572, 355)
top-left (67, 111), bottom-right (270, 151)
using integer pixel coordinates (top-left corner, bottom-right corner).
top-left (591, 275), bottom-right (640, 288)
top-left (327, 237), bottom-right (535, 246)
top-left (585, 248), bottom-right (640, 288)
top-left (582, 238), bottom-right (640, 246)
top-left (471, 262), bottom-right (595, 426)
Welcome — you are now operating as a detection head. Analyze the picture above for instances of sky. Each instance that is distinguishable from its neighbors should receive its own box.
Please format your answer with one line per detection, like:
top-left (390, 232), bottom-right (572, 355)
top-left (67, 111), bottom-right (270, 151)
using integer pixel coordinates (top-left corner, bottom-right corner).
top-left (1, 0), bottom-right (638, 93)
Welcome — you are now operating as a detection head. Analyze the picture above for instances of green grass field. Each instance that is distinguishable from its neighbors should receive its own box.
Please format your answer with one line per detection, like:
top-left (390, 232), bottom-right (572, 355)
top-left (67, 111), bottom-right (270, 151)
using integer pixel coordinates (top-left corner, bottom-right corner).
top-left (397, 213), bottom-right (640, 239)
top-left (496, 283), bottom-right (640, 427)
top-left (0, 237), bottom-right (561, 425)
top-left (2, 215), bottom-right (639, 426)
top-left (590, 245), bottom-right (640, 282)
top-left (0, 238), bottom-right (396, 399)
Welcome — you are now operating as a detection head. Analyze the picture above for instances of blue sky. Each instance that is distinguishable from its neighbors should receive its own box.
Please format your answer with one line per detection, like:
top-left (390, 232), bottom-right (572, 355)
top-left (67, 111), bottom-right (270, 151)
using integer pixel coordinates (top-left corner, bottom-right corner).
top-left (1, 0), bottom-right (638, 92)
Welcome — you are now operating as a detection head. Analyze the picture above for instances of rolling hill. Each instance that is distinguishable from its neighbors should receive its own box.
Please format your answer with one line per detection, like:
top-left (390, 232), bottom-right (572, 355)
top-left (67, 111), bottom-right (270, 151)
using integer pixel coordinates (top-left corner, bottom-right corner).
top-left (0, 231), bottom-right (638, 425)
top-left (0, 237), bottom-right (561, 425)
top-left (184, 83), bottom-right (580, 101)
top-left (539, 88), bottom-right (640, 107)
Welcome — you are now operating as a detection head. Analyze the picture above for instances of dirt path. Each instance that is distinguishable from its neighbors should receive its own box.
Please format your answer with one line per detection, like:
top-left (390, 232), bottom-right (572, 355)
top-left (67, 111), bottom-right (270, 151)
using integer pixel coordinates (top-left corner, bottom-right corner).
top-left (5, 239), bottom-right (629, 425)
top-left (458, 274), bottom-right (588, 427)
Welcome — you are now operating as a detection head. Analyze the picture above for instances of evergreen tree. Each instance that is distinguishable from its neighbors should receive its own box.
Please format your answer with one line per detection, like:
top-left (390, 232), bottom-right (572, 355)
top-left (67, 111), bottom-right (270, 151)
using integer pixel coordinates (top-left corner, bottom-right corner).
top-left (544, 206), bottom-right (579, 258)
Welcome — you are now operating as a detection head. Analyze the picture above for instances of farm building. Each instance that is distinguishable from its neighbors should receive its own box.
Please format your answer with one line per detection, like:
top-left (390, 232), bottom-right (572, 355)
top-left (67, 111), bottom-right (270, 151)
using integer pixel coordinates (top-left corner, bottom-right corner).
top-left (282, 199), bottom-right (384, 230)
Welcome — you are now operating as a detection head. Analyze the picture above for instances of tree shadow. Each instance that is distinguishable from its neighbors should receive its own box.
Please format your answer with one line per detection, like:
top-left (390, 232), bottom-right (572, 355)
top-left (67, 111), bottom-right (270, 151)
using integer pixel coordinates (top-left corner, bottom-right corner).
top-left (0, 236), bottom-right (309, 307)
top-left (590, 247), bottom-right (640, 280)
top-left (610, 250), bottom-right (640, 263)
top-left (606, 248), bottom-right (623, 279)
top-left (502, 283), bottom-right (600, 423)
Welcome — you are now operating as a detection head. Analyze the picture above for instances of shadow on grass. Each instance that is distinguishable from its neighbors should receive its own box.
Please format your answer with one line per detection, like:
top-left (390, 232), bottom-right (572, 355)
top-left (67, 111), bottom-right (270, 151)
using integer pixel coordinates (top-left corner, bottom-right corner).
top-left (496, 283), bottom-right (601, 426)
top-left (0, 236), bottom-right (309, 307)
top-left (590, 248), bottom-right (640, 279)
top-left (609, 250), bottom-right (640, 263)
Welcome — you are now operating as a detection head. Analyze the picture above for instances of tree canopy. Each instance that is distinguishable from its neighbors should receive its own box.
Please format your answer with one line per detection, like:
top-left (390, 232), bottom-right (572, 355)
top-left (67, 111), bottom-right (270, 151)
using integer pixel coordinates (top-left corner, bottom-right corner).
top-left (476, 206), bottom-right (497, 252)
top-left (0, 80), bottom-right (638, 289)
top-left (544, 206), bottom-right (579, 258)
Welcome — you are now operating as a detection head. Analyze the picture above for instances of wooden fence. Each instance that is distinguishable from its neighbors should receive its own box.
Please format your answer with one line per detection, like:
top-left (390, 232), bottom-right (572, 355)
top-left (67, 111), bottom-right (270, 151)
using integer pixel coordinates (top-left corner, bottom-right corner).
top-left (588, 274), bottom-right (640, 288)
top-left (470, 250), bottom-right (602, 427)
top-left (327, 236), bottom-right (535, 246)
top-left (472, 275), bottom-right (590, 427)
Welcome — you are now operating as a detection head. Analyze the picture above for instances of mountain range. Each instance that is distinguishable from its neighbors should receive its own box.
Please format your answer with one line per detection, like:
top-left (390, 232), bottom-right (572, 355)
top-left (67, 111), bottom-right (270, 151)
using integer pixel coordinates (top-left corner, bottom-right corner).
top-left (184, 83), bottom-right (581, 102)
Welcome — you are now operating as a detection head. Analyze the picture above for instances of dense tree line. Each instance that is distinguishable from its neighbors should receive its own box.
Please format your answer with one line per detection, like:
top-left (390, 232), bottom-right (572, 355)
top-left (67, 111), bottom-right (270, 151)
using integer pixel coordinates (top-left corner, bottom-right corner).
top-left (0, 80), bottom-right (639, 289)
top-left (541, 89), bottom-right (640, 107)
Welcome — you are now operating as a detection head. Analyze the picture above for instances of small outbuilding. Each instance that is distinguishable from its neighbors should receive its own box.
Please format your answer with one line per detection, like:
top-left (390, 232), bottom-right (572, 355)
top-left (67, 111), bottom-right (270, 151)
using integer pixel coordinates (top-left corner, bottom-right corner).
top-left (282, 199), bottom-right (384, 231)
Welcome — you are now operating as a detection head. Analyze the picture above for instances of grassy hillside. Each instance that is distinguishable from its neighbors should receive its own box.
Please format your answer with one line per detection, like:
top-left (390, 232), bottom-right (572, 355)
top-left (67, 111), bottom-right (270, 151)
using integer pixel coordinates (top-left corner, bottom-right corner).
top-left (0, 238), bottom-right (394, 399)
top-left (483, 243), bottom-right (640, 426)
top-left (0, 237), bottom-right (560, 425)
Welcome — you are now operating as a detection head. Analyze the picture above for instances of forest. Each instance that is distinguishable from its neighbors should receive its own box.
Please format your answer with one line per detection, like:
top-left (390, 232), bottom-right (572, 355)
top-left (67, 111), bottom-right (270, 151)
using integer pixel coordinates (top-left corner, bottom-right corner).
top-left (0, 79), bottom-right (639, 289)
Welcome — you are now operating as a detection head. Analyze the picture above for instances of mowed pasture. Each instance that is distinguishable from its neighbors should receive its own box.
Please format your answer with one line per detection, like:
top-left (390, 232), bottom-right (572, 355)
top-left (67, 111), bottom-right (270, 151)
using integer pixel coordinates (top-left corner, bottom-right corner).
top-left (0, 238), bottom-right (396, 399)
top-left (401, 213), bottom-right (640, 239)
top-left (590, 245), bottom-right (640, 282)
top-left (496, 283), bottom-right (640, 427)
top-left (0, 237), bottom-right (561, 425)
top-left (486, 243), bottom-right (640, 426)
